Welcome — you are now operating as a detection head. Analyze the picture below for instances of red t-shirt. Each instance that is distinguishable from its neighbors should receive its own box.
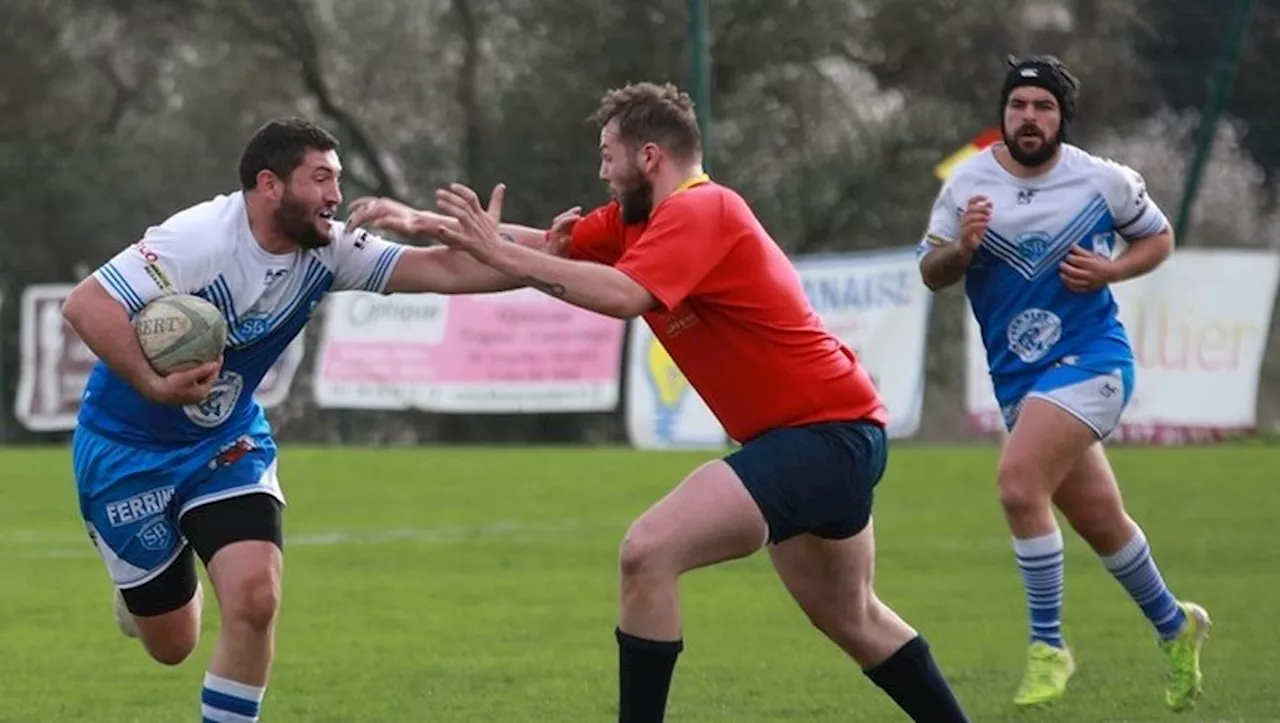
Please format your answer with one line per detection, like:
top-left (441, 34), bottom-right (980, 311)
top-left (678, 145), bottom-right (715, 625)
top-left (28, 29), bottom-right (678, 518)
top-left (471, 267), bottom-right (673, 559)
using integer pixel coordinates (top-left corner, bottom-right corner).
top-left (570, 177), bottom-right (888, 442)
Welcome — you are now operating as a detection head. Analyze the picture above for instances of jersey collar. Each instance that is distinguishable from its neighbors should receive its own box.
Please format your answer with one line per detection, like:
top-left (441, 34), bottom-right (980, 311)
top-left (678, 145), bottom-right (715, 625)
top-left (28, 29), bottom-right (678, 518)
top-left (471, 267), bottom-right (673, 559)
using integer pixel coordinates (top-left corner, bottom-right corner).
top-left (674, 172), bottom-right (711, 194)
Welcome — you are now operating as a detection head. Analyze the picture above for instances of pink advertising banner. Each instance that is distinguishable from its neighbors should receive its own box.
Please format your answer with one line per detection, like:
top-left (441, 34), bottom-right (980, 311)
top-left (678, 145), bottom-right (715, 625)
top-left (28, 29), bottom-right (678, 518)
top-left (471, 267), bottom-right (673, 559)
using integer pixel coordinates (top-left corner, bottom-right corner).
top-left (313, 290), bottom-right (625, 412)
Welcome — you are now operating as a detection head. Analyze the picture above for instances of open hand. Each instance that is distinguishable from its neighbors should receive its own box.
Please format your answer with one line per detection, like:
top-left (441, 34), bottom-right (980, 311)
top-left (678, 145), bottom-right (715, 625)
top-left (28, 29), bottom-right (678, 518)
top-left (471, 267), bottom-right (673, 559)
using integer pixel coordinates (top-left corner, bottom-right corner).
top-left (435, 183), bottom-right (506, 261)
top-left (541, 206), bottom-right (582, 255)
top-left (345, 196), bottom-right (426, 237)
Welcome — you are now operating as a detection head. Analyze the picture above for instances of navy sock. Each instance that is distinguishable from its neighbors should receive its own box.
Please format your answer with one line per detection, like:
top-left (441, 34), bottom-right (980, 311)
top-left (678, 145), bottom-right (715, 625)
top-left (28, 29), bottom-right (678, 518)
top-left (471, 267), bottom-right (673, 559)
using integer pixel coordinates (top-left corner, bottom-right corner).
top-left (616, 627), bottom-right (683, 723)
top-left (864, 636), bottom-right (970, 722)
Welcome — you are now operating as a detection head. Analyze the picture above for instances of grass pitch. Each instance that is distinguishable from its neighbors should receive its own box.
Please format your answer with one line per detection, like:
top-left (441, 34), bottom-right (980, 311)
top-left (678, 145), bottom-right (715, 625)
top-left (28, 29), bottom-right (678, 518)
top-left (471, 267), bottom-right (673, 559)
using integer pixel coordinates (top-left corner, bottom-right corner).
top-left (0, 443), bottom-right (1274, 722)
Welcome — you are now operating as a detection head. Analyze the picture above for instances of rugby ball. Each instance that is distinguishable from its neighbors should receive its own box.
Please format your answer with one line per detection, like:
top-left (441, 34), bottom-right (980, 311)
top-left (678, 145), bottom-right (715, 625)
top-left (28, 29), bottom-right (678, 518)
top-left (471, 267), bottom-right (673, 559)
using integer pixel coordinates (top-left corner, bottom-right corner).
top-left (133, 294), bottom-right (228, 374)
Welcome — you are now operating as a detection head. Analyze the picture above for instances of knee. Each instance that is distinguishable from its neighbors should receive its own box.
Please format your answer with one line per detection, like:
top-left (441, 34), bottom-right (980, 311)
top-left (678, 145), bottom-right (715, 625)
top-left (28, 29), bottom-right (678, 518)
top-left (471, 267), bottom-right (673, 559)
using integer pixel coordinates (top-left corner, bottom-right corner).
top-left (618, 519), bottom-right (671, 582)
top-left (997, 455), bottom-right (1051, 513)
top-left (220, 568), bottom-right (281, 632)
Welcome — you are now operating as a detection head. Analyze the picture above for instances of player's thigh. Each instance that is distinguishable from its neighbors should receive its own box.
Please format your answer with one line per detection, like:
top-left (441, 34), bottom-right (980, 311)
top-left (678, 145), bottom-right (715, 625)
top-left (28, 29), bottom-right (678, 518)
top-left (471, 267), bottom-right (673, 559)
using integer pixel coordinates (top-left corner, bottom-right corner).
top-left (622, 459), bottom-right (767, 575)
top-left (178, 438), bottom-right (286, 623)
top-left (184, 494), bottom-right (284, 626)
top-left (73, 426), bottom-right (201, 614)
top-left (999, 363), bottom-right (1130, 493)
top-left (127, 546), bottom-right (203, 663)
top-left (725, 420), bottom-right (888, 546)
top-left (766, 520), bottom-right (876, 629)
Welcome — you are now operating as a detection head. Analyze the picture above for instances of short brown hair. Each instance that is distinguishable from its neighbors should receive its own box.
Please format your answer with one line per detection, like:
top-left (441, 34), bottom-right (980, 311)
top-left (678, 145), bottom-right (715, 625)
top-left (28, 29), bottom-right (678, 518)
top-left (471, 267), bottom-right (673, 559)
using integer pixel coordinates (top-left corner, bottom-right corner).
top-left (239, 117), bottom-right (339, 190)
top-left (591, 82), bottom-right (701, 161)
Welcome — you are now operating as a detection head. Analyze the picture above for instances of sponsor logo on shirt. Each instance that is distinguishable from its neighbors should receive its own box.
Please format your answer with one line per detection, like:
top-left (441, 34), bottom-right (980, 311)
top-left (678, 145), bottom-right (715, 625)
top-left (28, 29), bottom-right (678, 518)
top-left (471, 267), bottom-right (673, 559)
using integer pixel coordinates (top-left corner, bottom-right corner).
top-left (104, 486), bottom-right (176, 528)
top-left (134, 240), bottom-right (176, 292)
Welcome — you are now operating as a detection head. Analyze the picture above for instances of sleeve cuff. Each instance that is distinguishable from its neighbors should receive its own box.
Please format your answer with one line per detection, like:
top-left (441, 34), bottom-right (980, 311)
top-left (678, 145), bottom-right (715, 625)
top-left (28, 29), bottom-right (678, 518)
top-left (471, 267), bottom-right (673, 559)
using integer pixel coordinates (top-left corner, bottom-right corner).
top-left (95, 263), bottom-right (147, 313)
top-left (363, 245), bottom-right (407, 293)
top-left (614, 262), bottom-right (676, 313)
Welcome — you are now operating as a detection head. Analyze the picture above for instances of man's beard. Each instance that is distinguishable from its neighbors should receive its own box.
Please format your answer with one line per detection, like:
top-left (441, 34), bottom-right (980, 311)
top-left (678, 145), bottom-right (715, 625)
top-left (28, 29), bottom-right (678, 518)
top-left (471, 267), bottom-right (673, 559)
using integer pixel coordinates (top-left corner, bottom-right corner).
top-left (1005, 126), bottom-right (1060, 168)
top-left (275, 189), bottom-right (331, 249)
top-left (615, 168), bottom-right (655, 225)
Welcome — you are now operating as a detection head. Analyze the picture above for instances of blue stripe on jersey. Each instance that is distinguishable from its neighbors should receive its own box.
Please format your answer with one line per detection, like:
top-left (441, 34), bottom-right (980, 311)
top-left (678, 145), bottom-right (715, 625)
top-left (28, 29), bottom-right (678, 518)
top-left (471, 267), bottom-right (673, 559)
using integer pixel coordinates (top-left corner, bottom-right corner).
top-left (983, 228), bottom-right (1036, 278)
top-left (364, 247), bottom-right (400, 292)
top-left (201, 260), bottom-right (332, 349)
top-left (213, 277), bottom-right (240, 326)
top-left (199, 277), bottom-right (240, 336)
top-left (203, 276), bottom-right (260, 346)
top-left (1052, 194), bottom-right (1109, 248)
top-left (269, 258), bottom-right (331, 327)
top-left (982, 194), bottom-right (1109, 280)
top-left (99, 264), bottom-right (146, 312)
top-left (1037, 195), bottom-right (1110, 270)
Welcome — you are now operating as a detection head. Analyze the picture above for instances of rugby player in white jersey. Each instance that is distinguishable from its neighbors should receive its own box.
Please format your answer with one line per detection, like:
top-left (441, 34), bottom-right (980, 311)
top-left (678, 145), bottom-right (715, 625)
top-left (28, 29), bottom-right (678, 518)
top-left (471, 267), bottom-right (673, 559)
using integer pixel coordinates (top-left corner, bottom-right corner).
top-left (62, 118), bottom-right (574, 722)
top-left (915, 56), bottom-right (1211, 711)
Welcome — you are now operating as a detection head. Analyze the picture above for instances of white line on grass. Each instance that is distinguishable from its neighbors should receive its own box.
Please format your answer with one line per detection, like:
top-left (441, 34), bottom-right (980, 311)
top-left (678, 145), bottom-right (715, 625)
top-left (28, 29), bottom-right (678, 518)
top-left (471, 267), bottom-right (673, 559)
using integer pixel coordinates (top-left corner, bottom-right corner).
top-left (0, 519), bottom-right (618, 560)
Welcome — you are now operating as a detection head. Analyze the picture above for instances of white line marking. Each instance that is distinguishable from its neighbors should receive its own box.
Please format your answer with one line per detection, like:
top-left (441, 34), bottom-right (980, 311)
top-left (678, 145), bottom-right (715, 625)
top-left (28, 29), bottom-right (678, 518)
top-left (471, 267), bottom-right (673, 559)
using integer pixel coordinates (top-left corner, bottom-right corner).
top-left (0, 519), bottom-right (619, 560)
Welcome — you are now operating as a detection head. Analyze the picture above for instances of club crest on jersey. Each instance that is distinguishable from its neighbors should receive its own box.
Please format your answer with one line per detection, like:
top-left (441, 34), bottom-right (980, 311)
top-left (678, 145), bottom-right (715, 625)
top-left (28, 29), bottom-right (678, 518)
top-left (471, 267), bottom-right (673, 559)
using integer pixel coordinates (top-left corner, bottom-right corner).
top-left (184, 370), bottom-right (245, 428)
top-left (1007, 307), bottom-right (1062, 364)
top-left (233, 312), bottom-right (273, 341)
top-left (137, 518), bottom-right (172, 552)
top-left (1014, 231), bottom-right (1053, 263)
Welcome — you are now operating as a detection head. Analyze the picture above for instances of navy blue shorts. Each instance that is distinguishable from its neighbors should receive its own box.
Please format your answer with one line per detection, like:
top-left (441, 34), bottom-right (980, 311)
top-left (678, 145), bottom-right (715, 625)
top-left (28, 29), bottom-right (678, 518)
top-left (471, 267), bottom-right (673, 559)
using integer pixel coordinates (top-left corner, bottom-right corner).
top-left (724, 420), bottom-right (887, 544)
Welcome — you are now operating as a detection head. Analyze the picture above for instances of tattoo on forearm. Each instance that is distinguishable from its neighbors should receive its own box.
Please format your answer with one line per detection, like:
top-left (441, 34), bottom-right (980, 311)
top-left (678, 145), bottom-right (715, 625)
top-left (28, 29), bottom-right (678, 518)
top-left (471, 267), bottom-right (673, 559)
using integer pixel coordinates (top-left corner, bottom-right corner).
top-left (938, 246), bottom-right (972, 274)
top-left (521, 275), bottom-right (567, 297)
top-left (921, 244), bottom-right (973, 287)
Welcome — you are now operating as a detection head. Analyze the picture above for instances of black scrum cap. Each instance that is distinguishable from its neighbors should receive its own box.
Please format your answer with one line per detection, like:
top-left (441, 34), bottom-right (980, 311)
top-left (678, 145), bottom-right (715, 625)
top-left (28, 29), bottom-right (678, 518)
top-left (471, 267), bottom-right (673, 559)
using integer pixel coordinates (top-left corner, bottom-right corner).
top-left (1000, 54), bottom-right (1080, 140)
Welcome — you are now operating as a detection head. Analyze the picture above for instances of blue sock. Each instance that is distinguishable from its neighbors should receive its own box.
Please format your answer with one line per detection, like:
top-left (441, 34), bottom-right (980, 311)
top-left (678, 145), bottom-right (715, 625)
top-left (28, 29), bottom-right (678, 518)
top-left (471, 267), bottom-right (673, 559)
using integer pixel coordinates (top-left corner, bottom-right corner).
top-left (1101, 528), bottom-right (1186, 641)
top-left (1014, 530), bottom-right (1065, 648)
top-left (201, 672), bottom-right (264, 723)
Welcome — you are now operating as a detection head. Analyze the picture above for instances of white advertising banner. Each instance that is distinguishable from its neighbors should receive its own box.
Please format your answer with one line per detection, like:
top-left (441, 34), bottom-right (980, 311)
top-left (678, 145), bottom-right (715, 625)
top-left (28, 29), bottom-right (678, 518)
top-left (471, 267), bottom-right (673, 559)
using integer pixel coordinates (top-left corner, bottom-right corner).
top-left (966, 248), bottom-right (1280, 443)
top-left (14, 284), bottom-right (305, 432)
top-left (626, 248), bottom-right (932, 449)
top-left (624, 319), bottom-right (727, 450)
top-left (313, 289), bottom-right (626, 412)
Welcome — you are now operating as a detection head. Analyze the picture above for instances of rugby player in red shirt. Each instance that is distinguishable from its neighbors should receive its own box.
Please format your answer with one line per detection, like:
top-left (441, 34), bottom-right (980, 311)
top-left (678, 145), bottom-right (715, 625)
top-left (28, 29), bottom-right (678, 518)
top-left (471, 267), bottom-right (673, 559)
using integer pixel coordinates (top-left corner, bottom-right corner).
top-left (349, 82), bottom-right (970, 723)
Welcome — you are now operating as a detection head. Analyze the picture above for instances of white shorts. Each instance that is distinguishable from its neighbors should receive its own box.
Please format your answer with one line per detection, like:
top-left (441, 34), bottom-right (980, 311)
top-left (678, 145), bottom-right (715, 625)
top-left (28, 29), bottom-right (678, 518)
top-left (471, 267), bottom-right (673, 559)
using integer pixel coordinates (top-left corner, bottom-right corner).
top-left (1001, 360), bottom-right (1135, 439)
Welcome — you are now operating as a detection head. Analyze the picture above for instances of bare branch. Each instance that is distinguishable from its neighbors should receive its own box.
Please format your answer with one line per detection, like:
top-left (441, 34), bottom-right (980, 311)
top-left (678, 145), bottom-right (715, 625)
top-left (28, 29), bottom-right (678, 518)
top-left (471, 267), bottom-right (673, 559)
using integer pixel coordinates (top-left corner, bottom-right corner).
top-left (451, 0), bottom-right (484, 184)
top-left (210, 0), bottom-right (410, 201)
top-left (95, 53), bottom-right (137, 132)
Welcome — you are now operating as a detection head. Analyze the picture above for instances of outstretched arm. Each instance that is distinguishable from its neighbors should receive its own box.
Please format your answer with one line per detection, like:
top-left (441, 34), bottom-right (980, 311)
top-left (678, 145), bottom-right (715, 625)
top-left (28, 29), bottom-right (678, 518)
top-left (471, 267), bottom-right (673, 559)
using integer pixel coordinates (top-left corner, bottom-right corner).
top-left (382, 224), bottom-right (552, 295)
top-left (348, 190), bottom-right (581, 295)
top-left (430, 184), bottom-right (657, 318)
top-left (459, 240), bottom-right (655, 318)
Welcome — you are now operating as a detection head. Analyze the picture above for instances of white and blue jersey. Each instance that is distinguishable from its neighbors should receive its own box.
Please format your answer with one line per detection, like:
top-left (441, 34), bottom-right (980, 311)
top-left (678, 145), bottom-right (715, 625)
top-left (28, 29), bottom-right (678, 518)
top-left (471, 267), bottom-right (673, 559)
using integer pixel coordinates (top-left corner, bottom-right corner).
top-left (75, 191), bottom-right (407, 589)
top-left (82, 191), bottom-right (405, 446)
top-left (919, 145), bottom-right (1170, 436)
